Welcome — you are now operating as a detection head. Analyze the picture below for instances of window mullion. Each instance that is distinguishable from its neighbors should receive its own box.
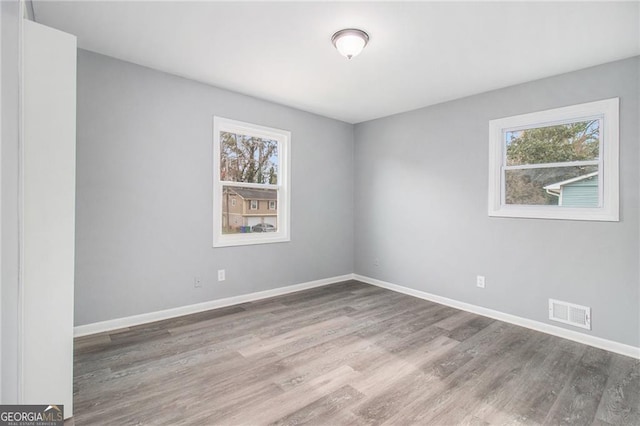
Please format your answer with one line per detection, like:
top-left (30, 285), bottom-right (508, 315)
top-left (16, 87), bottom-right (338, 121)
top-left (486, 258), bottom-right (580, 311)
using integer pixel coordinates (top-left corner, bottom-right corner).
top-left (504, 160), bottom-right (599, 171)
top-left (220, 181), bottom-right (279, 190)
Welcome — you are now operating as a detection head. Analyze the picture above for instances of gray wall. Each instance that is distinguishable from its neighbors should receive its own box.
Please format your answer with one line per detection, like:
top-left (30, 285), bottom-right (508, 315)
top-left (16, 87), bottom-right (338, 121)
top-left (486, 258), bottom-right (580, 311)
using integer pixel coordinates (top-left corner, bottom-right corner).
top-left (77, 48), bottom-right (638, 348)
top-left (354, 57), bottom-right (639, 347)
top-left (1, 0), bottom-right (22, 403)
top-left (75, 50), bottom-right (354, 326)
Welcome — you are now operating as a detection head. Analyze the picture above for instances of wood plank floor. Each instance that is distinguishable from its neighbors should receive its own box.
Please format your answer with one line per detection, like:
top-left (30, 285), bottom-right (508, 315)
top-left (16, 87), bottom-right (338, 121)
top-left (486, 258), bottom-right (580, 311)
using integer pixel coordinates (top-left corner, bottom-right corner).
top-left (71, 280), bottom-right (640, 425)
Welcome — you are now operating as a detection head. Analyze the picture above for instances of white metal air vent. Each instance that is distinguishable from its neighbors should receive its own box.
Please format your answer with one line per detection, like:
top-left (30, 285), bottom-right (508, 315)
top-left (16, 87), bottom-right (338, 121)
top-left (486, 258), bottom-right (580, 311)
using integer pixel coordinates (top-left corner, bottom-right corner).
top-left (549, 299), bottom-right (591, 330)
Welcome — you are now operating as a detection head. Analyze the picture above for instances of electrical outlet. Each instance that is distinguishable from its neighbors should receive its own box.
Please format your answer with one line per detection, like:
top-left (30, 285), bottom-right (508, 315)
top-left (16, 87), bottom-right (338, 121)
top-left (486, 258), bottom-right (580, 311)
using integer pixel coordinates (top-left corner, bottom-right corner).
top-left (194, 276), bottom-right (202, 288)
top-left (218, 269), bottom-right (226, 282)
top-left (476, 275), bottom-right (485, 288)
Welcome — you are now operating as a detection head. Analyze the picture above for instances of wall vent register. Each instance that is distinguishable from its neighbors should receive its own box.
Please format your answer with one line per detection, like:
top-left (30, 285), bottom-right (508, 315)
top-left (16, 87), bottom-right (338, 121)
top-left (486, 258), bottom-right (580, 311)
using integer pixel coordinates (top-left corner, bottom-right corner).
top-left (548, 299), bottom-right (591, 330)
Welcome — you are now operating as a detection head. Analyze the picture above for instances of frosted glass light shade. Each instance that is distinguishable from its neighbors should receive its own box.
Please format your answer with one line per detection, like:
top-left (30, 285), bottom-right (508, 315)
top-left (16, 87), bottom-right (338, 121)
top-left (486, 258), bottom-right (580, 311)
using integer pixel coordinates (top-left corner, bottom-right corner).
top-left (331, 29), bottom-right (369, 59)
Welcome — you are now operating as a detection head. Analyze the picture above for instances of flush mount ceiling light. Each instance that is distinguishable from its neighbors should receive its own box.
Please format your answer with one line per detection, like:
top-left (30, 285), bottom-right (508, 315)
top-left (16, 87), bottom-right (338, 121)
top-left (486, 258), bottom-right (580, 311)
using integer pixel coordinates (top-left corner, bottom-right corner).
top-left (331, 28), bottom-right (369, 59)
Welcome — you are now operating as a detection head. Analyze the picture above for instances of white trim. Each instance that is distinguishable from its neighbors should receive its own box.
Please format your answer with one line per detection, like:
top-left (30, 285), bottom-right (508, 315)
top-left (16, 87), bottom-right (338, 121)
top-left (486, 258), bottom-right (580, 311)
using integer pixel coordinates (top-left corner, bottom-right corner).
top-left (226, 181), bottom-right (278, 190)
top-left (75, 272), bottom-right (640, 359)
top-left (0, 3), bottom-right (3, 404)
top-left (504, 159), bottom-right (598, 171)
top-left (488, 98), bottom-right (619, 222)
top-left (17, 6), bottom-right (26, 403)
top-left (354, 274), bottom-right (640, 359)
top-left (74, 274), bottom-right (353, 337)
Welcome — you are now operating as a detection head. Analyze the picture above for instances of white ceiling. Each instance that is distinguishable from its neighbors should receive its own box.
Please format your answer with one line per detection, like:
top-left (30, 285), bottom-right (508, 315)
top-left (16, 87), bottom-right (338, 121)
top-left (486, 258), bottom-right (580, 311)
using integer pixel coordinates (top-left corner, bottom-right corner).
top-left (33, 1), bottom-right (640, 124)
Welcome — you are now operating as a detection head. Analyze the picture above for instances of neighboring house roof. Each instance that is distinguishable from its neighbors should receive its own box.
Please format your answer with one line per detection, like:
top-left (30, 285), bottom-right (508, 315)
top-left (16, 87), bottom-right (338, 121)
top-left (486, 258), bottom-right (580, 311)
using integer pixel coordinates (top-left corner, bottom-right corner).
top-left (226, 187), bottom-right (277, 200)
top-left (544, 171), bottom-right (598, 196)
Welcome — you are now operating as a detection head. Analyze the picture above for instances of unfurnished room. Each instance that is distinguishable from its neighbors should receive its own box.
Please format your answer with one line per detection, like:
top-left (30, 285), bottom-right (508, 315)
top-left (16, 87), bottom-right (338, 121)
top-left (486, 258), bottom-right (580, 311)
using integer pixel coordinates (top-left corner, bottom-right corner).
top-left (0, 1), bottom-right (639, 425)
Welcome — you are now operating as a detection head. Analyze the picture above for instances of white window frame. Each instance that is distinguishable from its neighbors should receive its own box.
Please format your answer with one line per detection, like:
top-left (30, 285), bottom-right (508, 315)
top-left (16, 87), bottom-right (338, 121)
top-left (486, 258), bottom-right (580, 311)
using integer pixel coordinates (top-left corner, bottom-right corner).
top-left (269, 200), bottom-right (276, 210)
top-left (488, 98), bottom-right (619, 221)
top-left (213, 116), bottom-right (291, 247)
top-left (249, 200), bottom-right (258, 210)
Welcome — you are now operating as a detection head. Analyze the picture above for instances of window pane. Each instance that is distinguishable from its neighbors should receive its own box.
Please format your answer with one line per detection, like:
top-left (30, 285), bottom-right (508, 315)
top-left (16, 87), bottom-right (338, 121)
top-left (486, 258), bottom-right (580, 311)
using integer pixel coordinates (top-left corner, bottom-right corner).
top-left (506, 120), bottom-right (599, 166)
top-left (505, 165), bottom-right (598, 206)
top-left (221, 185), bottom-right (278, 234)
top-left (220, 132), bottom-right (278, 183)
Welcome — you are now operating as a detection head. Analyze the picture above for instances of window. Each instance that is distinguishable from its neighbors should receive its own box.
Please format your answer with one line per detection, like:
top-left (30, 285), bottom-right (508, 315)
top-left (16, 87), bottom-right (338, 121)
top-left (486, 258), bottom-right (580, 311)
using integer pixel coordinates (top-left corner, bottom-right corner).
top-left (213, 116), bottom-right (290, 247)
top-left (488, 98), bottom-right (619, 221)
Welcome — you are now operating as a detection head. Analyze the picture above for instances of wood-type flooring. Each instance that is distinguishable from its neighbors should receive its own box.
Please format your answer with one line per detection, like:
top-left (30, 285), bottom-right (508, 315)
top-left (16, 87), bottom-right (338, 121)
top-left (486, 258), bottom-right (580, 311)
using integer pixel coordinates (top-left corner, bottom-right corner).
top-left (71, 280), bottom-right (640, 425)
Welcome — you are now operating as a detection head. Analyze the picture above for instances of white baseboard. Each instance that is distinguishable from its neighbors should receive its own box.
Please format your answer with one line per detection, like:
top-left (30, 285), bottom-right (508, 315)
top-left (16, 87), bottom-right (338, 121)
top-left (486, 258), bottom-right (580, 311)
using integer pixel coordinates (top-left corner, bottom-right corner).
top-left (354, 274), bottom-right (640, 360)
top-left (73, 274), bottom-right (354, 337)
top-left (75, 272), bottom-right (640, 360)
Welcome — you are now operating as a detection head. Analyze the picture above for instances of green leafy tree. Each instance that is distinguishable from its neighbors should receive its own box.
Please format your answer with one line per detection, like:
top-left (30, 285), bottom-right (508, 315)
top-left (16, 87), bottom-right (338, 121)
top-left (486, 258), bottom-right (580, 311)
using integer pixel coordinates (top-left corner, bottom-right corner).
top-left (507, 120), bottom-right (599, 165)
top-left (505, 120), bottom-right (599, 205)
